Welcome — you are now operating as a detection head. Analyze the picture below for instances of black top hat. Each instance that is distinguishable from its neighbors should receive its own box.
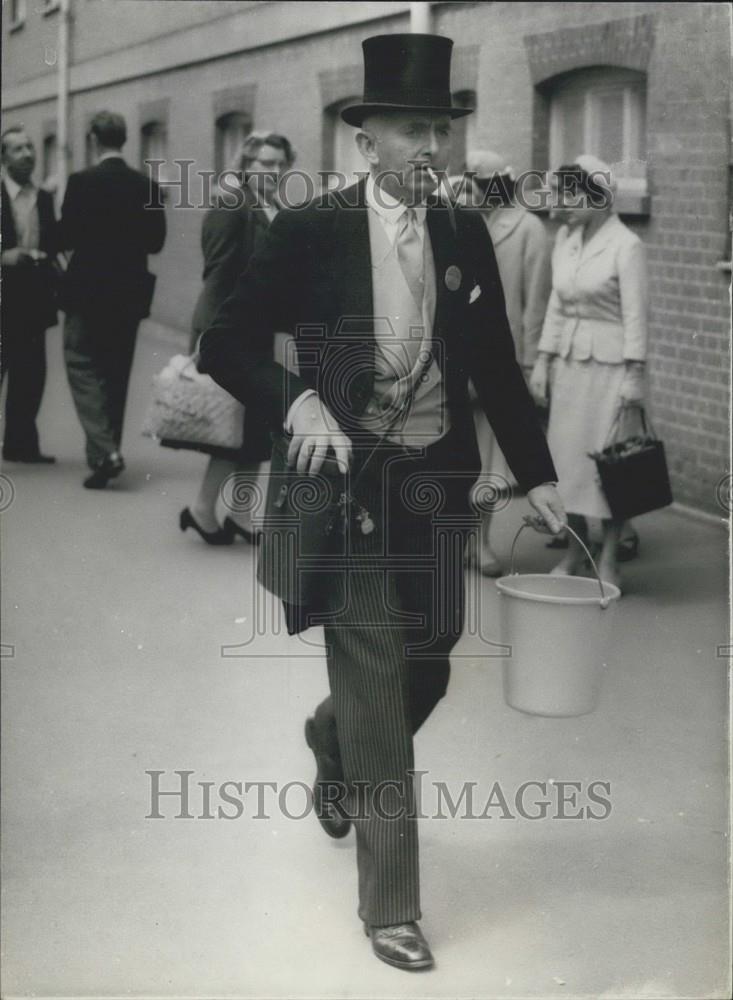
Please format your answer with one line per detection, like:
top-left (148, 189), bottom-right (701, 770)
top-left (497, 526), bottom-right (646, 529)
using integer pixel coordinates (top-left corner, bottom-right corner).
top-left (341, 34), bottom-right (473, 127)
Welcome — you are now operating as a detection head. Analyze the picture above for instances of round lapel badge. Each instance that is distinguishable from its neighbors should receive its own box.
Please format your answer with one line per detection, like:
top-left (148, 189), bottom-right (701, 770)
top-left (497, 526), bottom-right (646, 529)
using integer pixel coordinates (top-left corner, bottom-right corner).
top-left (445, 264), bottom-right (462, 291)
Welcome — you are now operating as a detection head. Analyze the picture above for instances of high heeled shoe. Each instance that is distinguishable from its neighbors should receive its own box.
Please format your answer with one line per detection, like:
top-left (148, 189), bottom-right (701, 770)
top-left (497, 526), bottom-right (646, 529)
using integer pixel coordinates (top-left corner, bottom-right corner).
top-left (222, 516), bottom-right (261, 545)
top-left (617, 530), bottom-right (640, 563)
top-left (179, 507), bottom-right (234, 545)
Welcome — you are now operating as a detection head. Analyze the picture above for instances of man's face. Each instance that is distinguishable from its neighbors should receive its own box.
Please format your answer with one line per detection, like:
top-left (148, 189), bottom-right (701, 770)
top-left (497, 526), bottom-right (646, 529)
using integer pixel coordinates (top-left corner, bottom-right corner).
top-left (360, 112), bottom-right (452, 204)
top-left (247, 143), bottom-right (288, 202)
top-left (2, 131), bottom-right (36, 184)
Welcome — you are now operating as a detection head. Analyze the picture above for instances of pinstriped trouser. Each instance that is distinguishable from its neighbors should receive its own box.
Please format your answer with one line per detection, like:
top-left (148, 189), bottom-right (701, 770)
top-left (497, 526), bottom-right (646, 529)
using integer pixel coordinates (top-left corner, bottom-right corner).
top-left (316, 430), bottom-right (475, 927)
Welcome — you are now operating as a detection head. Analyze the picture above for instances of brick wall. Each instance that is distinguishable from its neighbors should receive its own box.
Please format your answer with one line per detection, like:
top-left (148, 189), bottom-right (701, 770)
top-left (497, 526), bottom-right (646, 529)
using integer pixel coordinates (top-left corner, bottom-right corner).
top-left (641, 4), bottom-right (730, 513)
top-left (434, 1), bottom-right (731, 515)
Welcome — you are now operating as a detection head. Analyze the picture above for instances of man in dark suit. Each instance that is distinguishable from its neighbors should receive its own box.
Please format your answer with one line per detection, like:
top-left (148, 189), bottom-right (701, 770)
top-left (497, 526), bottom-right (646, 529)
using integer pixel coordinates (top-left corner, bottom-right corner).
top-left (59, 110), bottom-right (166, 488)
top-left (199, 35), bottom-right (566, 971)
top-left (1, 126), bottom-right (59, 463)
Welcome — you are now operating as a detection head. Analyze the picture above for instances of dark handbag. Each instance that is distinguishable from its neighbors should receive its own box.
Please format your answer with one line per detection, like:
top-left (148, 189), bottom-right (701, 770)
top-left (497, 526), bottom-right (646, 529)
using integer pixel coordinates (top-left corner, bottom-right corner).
top-left (589, 404), bottom-right (673, 520)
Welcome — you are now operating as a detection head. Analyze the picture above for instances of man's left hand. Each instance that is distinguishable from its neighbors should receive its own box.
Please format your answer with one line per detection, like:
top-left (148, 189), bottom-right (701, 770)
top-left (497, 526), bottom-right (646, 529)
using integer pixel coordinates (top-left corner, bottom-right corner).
top-left (526, 483), bottom-right (567, 535)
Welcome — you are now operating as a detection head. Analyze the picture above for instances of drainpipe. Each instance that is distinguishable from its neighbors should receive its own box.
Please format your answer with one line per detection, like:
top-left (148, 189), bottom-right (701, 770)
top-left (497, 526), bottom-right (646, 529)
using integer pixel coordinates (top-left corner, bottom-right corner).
top-left (410, 2), bottom-right (431, 33)
top-left (56, 0), bottom-right (71, 210)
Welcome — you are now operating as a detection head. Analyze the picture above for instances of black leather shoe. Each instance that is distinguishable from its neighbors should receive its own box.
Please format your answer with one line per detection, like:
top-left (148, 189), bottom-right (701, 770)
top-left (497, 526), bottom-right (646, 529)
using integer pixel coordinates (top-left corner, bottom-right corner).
top-left (365, 922), bottom-right (434, 971)
top-left (179, 508), bottom-right (234, 545)
top-left (3, 451), bottom-right (56, 464)
top-left (83, 452), bottom-right (125, 489)
top-left (304, 716), bottom-right (351, 839)
top-left (222, 516), bottom-right (261, 545)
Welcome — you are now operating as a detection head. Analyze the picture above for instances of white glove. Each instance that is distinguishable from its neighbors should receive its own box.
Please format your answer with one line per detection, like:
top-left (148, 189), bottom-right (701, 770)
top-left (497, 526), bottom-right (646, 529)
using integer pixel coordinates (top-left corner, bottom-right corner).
top-left (526, 484), bottom-right (566, 535)
top-left (529, 355), bottom-right (551, 405)
top-left (619, 363), bottom-right (645, 404)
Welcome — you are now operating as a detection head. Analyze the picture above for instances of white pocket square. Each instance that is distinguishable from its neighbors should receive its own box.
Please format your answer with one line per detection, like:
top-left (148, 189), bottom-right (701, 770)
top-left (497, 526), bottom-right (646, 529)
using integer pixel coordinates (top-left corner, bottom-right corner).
top-left (469, 284), bottom-right (482, 304)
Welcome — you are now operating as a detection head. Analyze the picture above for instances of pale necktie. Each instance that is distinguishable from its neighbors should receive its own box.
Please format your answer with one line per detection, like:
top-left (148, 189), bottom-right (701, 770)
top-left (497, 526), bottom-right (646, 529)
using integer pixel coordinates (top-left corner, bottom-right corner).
top-left (385, 207), bottom-right (430, 412)
top-left (395, 207), bottom-right (424, 309)
top-left (14, 186), bottom-right (39, 250)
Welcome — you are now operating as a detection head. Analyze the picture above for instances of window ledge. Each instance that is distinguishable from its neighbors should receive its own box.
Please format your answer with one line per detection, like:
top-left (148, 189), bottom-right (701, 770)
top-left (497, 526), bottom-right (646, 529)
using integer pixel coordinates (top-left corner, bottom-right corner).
top-left (614, 192), bottom-right (651, 218)
top-left (42, 1), bottom-right (60, 15)
top-left (9, 18), bottom-right (26, 32)
top-left (533, 194), bottom-right (651, 221)
top-left (715, 260), bottom-right (732, 273)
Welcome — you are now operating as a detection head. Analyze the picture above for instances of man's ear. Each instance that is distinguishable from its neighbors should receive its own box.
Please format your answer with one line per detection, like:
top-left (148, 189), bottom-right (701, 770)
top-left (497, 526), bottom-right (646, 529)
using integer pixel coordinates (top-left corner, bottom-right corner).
top-left (355, 130), bottom-right (379, 167)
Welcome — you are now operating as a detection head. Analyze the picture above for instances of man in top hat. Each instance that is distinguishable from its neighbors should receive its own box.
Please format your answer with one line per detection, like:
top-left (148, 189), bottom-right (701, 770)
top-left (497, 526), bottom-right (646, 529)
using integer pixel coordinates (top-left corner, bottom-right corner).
top-left (199, 33), bottom-right (565, 971)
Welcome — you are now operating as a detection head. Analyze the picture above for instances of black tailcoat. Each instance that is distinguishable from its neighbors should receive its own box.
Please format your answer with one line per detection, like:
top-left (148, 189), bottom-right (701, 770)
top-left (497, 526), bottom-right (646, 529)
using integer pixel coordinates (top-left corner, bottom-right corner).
top-left (199, 179), bottom-right (555, 489)
top-left (190, 186), bottom-right (272, 343)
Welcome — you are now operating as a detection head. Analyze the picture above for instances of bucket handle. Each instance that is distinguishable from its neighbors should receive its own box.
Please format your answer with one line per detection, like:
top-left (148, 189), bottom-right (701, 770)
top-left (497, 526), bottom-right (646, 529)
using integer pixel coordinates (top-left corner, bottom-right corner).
top-left (509, 517), bottom-right (611, 609)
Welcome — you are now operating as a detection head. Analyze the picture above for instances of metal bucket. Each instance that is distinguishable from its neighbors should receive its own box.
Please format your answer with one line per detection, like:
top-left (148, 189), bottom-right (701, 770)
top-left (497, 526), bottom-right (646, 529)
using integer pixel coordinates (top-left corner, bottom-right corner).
top-left (496, 522), bottom-right (621, 717)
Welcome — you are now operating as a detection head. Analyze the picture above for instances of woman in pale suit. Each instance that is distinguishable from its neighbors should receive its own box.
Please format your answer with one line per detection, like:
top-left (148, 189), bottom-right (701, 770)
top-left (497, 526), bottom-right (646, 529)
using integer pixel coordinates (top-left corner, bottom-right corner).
top-left (529, 155), bottom-right (647, 591)
top-left (452, 151), bottom-right (552, 575)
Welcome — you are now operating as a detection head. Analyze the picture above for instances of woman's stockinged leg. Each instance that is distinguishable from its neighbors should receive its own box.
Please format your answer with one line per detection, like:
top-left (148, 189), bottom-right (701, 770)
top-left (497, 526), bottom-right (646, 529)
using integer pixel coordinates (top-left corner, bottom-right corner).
top-left (192, 456), bottom-right (237, 532)
top-left (598, 518), bottom-right (623, 591)
top-left (550, 513), bottom-right (588, 575)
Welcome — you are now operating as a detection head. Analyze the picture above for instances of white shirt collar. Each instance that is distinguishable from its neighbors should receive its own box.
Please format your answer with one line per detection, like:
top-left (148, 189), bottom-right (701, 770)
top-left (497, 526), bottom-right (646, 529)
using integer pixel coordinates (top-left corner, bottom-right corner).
top-left (260, 200), bottom-right (278, 222)
top-left (366, 173), bottom-right (427, 230)
top-left (3, 173), bottom-right (36, 200)
top-left (98, 151), bottom-right (125, 163)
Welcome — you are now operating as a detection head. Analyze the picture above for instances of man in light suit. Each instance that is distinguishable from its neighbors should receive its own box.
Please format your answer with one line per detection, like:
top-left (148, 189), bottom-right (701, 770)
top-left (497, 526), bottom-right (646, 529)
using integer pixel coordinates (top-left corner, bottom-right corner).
top-left (452, 150), bottom-right (553, 575)
top-left (464, 149), bottom-right (552, 375)
top-left (199, 34), bottom-right (566, 971)
top-left (59, 111), bottom-right (166, 489)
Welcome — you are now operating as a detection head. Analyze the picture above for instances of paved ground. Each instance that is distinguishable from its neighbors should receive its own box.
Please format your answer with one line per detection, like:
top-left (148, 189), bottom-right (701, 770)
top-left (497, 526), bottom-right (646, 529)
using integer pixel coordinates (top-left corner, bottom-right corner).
top-left (1, 324), bottom-right (730, 999)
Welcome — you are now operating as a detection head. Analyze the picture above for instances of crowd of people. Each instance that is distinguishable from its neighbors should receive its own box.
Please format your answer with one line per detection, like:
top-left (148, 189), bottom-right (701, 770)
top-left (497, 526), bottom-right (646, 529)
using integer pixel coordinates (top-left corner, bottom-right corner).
top-left (2, 111), bottom-right (166, 487)
top-left (1, 108), bottom-right (647, 591)
top-left (2, 30), bottom-right (657, 972)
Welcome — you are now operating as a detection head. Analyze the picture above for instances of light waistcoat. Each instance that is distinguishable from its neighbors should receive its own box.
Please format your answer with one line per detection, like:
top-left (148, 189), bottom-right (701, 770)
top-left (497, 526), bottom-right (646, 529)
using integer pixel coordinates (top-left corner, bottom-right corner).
top-left (361, 202), bottom-right (450, 447)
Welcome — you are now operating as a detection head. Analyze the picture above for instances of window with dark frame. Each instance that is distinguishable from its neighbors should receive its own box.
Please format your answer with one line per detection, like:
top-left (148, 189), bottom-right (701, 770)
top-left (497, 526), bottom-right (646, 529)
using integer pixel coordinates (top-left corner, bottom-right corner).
top-left (215, 111), bottom-right (252, 180)
top-left (548, 66), bottom-right (648, 201)
top-left (448, 89), bottom-right (477, 176)
top-left (140, 120), bottom-right (169, 180)
top-left (42, 133), bottom-right (58, 186)
top-left (323, 98), bottom-right (364, 190)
